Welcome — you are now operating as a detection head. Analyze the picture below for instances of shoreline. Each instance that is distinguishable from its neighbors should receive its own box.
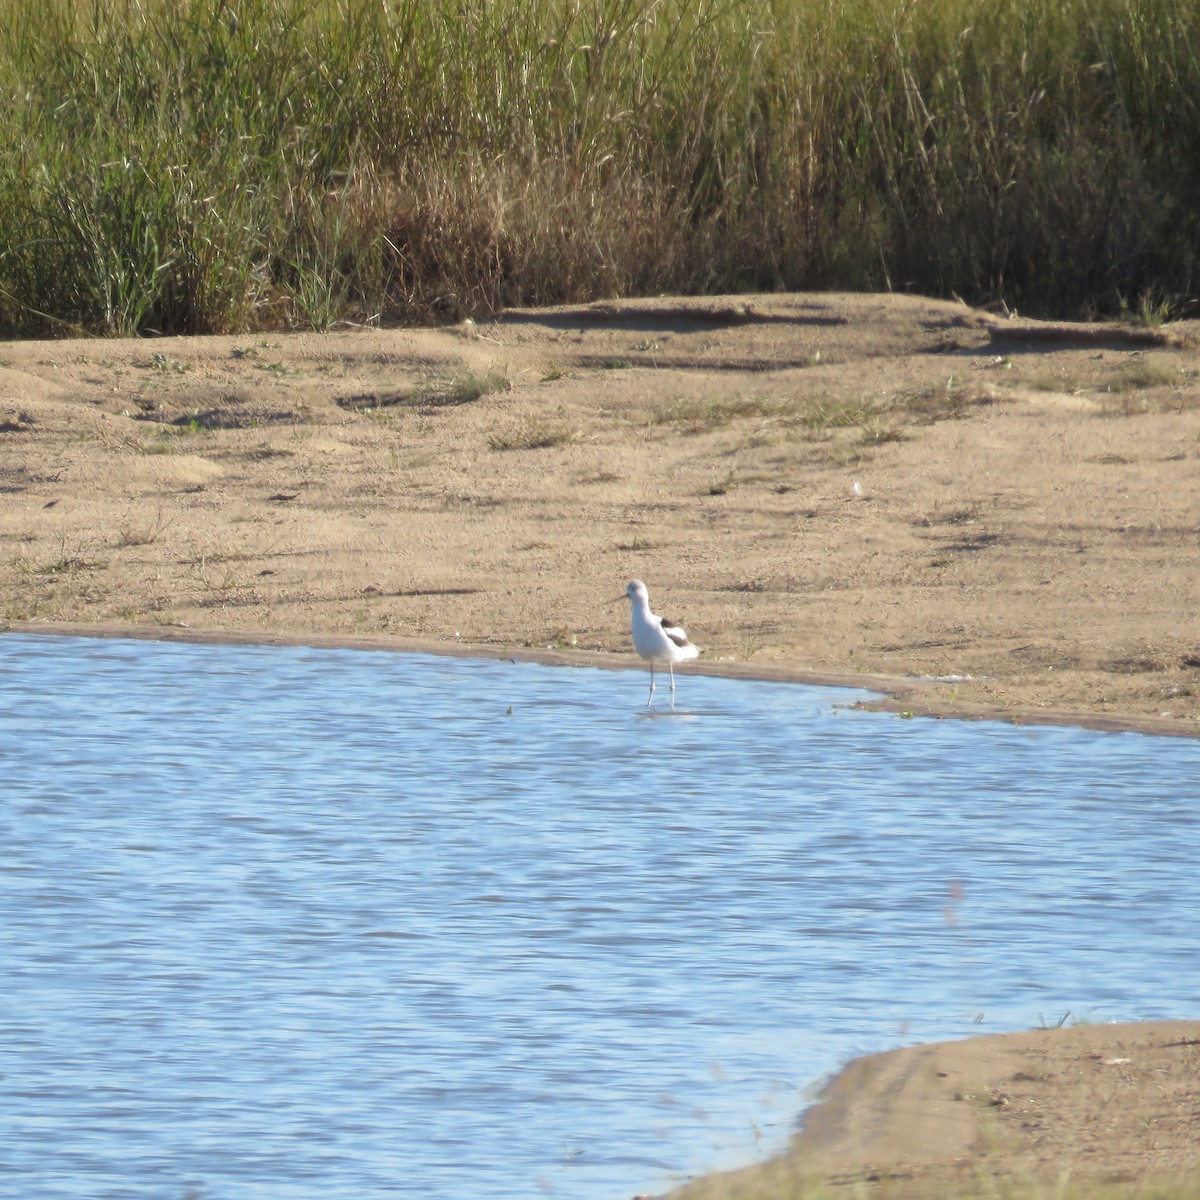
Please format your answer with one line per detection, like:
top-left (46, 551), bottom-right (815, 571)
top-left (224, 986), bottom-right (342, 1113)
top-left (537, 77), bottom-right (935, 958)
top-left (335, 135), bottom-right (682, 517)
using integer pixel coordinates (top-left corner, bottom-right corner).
top-left (2, 294), bottom-right (1198, 739)
top-left (3, 292), bottom-right (1198, 1200)
top-left (6, 618), bottom-right (1198, 741)
top-left (664, 1020), bottom-right (1200, 1200)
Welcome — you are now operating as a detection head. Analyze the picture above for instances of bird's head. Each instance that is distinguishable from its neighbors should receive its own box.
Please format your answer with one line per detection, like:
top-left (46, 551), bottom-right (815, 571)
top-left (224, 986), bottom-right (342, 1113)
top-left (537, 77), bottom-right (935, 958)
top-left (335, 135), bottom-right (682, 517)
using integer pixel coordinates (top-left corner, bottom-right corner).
top-left (623, 580), bottom-right (648, 604)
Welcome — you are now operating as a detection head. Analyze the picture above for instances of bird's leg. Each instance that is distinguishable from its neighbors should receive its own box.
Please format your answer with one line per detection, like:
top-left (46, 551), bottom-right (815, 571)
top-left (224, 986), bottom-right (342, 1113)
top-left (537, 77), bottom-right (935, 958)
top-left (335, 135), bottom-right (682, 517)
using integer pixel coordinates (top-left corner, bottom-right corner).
top-left (669, 662), bottom-right (677, 709)
top-left (646, 662), bottom-right (655, 708)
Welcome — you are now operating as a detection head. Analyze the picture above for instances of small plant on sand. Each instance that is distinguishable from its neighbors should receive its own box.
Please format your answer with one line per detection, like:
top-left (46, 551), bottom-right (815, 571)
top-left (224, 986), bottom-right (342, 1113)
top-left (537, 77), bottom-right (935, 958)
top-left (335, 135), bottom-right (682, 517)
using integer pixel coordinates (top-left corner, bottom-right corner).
top-left (1105, 357), bottom-right (1179, 394)
top-left (648, 394), bottom-right (781, 434)
top-left (117, 507), bottom-right (172, 547)
top-left (22, 533), bottom-right (104, 577)
top-left (411, 367), bottom-right (512, 408)
top-left (136, 429), bottom-right (181, 455)
top-left (146, 352), bottom-right (187, 374)
top-left (858, 410), bottom-right (906, 444)
top-left (1119, 287), bottom-right (1183, 327)
top-left (703, 471), bottom-right (737, 495)
top-left (488, 415), bottom-right (576, 450)
top-left (799, 395), bottom-right (880, 435)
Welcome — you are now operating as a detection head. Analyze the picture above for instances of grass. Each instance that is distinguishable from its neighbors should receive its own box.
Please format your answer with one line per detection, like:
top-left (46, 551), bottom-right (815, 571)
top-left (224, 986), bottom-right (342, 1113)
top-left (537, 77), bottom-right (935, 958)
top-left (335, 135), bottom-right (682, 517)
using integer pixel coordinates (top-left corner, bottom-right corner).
top-left (704, 471), bottom-right (737, 495)
top-left (1105, 357), bottom-right (1181, 393)
top-left (424, 368), bottom-right (512, 407)
top-left (1, 0), bottom-right (1199, 336)
top-left (342, 367), bottom-right (512, 413)
top-left (647, 392), bottom-right (881, 436)
top-left (647, 395), bottom-right (783, 434)
top-left (644, 385), bottom-right (983, 451)
top-left (487, 415), bottom-right (577, 451)
top-left (1093, 354), bottom-right (1200, 414)
top-left (117, 506), bottom-right (173, 547)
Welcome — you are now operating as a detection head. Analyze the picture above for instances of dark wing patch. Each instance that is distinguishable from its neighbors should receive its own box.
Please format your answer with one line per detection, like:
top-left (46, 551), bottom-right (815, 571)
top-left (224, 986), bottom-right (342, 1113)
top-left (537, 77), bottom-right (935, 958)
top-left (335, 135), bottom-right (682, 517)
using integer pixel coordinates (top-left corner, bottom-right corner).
top-left (660, 619), bottom-right (691, 648)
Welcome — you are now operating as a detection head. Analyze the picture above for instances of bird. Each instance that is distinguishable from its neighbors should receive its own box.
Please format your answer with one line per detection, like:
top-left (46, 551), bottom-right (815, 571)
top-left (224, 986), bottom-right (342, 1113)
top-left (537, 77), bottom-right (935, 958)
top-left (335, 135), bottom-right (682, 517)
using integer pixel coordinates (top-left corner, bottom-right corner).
top-left (620, 579), bottom-right (700, 709)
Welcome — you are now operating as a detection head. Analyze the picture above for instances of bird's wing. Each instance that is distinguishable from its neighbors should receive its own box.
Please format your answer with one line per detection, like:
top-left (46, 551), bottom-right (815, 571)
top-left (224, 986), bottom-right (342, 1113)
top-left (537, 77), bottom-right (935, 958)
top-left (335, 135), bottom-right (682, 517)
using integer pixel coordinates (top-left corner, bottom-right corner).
top-left (660, 619), bottom-right (691, 648)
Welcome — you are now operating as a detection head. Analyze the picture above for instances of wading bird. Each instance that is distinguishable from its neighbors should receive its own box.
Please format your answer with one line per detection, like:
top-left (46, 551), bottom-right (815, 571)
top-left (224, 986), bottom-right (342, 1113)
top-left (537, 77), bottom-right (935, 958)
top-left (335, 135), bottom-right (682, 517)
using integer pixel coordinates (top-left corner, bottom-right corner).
top-left (620, 579), bottom-right (700, 709)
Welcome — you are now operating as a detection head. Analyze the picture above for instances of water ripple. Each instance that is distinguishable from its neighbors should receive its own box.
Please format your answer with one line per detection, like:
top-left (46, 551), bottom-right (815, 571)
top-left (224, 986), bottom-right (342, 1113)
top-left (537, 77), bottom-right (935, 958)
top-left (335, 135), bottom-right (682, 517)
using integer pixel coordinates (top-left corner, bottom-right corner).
top-left (0, 633), bottom-right (1197, 1200)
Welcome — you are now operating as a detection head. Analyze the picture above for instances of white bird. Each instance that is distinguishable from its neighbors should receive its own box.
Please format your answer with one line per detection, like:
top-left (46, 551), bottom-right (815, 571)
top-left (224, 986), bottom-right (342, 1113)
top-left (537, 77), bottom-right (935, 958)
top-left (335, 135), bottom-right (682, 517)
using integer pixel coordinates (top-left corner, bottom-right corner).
top-left (621, 579), bottom-right (700, 709)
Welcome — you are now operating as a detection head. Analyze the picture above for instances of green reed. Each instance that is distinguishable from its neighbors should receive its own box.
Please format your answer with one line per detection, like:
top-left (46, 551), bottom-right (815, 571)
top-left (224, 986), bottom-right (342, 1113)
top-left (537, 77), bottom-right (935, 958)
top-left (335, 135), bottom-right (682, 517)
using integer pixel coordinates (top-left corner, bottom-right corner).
top-left (0, 0), bottom-right (1197, 335)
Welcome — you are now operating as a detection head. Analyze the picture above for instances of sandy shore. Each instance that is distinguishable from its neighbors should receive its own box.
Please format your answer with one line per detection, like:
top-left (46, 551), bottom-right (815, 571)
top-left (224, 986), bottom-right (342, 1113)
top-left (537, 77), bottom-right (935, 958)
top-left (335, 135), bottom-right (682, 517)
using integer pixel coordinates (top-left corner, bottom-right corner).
top-left (3, 292), bottom-right (1198, 1195)
top-left (2, 291), bottom-right (1198, 735)
top-left (666, 1020), bottom-right (1200, 1199)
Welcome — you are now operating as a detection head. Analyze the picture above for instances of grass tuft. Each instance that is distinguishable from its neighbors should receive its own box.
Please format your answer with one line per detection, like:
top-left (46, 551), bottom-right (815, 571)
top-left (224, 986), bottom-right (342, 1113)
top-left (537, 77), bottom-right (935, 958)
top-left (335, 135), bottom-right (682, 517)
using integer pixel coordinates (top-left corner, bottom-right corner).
top-left (426, 368), bottom-right (512, 407)
top-left (487, 416), bottom-right (577, 451)
top-left (1105, 357), bottom-right (1180, 393)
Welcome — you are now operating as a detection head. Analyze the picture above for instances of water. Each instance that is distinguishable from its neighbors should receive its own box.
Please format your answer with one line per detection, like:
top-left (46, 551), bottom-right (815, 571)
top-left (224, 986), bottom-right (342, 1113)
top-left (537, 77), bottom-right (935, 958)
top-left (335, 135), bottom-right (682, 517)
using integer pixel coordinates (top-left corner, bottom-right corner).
top-left (1, 633), bottom-right (1196, 1200)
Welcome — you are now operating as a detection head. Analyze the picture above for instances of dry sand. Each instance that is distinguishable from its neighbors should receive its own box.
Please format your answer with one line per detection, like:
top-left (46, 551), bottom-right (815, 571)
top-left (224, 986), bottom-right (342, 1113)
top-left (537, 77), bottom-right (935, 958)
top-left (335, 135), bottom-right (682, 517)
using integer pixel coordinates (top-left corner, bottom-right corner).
top-left (2, 292), bottom-right (1198, 1195)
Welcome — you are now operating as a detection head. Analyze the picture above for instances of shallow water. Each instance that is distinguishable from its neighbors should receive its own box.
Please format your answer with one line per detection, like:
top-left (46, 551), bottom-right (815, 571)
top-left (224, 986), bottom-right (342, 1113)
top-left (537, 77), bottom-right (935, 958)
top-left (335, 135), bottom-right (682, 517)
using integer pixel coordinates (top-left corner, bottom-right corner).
top-left (1, 633), bottom-right (1196, 1200)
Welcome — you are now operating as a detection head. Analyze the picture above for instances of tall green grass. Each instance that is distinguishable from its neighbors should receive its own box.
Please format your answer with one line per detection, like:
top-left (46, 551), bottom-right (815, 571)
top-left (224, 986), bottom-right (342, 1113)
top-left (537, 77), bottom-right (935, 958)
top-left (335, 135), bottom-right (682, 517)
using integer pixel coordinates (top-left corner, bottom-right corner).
top-left (0, 0), bottom-right (1198, 336)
